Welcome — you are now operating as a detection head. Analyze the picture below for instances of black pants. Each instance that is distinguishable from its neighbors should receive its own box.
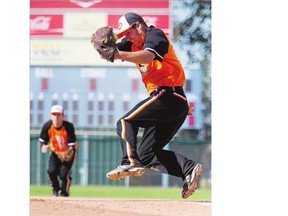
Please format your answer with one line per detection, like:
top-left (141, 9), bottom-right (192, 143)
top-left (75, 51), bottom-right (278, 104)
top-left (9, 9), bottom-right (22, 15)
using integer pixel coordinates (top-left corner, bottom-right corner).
top-left (116, 86), bottom-right (196, 179)
top-left (47, 151), bottom-right (77, 193)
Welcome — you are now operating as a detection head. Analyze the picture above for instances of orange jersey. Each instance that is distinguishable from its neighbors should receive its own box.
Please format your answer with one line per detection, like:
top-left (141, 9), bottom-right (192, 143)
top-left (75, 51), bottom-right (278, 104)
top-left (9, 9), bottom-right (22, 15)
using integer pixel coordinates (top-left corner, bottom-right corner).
top-left (47, 125), bottom-right (69, 152)
top-left (39, 120), bottom-right (78, 153)
top-left (117, 26), bottom-right (186, 94)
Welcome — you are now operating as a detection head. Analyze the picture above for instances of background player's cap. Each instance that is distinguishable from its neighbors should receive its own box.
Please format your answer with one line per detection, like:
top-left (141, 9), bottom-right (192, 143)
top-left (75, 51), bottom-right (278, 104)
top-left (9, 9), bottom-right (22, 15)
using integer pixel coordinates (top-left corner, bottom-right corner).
top-left (51, 105), bottom-right (64, 114)
top-left (116, 12), bottom-right (145, 38)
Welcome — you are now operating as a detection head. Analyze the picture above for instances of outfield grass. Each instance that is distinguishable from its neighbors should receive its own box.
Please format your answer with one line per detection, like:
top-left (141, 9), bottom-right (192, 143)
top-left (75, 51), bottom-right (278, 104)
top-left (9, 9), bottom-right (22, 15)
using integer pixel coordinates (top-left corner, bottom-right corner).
top-left (30, 185), bottom-right (211, 200)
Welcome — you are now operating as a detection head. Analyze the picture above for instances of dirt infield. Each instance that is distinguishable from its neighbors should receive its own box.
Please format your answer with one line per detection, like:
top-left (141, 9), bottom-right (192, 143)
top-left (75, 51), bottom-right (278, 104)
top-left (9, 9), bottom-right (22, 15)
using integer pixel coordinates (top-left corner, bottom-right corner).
top-left (30, 196), bottom-right (211, 216)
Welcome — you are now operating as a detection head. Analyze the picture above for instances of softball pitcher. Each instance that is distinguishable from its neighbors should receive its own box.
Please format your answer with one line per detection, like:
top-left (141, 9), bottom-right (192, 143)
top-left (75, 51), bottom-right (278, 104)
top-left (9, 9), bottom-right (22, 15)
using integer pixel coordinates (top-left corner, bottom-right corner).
top-left (92, 12), bottom-right (202, 199)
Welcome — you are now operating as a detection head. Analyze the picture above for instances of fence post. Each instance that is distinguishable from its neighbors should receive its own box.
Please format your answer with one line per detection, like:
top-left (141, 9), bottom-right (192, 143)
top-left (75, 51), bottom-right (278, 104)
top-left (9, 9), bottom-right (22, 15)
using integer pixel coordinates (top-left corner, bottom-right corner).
top-left (80, 135), bottom-right (89, 185)
top-left (161, 143), bottom-right (169, 188)
top-left (36, 140), bottom-right (41, 185)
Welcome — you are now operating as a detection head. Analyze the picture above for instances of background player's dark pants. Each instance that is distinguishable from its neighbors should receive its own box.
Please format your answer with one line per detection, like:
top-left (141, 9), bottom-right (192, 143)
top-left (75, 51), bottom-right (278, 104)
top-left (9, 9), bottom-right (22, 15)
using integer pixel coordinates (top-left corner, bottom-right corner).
top-left (117, 87), bottom-right (196, 180)
top-left (47, 152), bottom-right (76, 193)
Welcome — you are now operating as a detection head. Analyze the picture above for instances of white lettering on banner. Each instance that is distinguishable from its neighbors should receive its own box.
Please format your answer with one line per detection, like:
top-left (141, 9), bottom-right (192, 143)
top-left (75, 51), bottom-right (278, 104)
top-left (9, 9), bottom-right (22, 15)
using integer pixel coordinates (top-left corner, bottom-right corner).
top-left (80, 68), bottom-right (106, 78)
top-left (142, 16), bottom-right (159, 27)
top-left (30, 16), bottom-right (51, 31)
top-left (34, 68), bottom-right (54, 78)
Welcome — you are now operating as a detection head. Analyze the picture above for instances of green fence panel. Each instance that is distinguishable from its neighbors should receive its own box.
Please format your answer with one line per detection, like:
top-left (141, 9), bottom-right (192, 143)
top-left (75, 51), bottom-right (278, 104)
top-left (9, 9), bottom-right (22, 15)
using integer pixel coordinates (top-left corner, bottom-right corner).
top-left (30, 130), bottom-right (211, 188)
top-left (30, 135), bottom-right (49, 185)
top-left (30, 137), bottom-right (37, 184)
top-left (87, 136), bottom-right (123, 186)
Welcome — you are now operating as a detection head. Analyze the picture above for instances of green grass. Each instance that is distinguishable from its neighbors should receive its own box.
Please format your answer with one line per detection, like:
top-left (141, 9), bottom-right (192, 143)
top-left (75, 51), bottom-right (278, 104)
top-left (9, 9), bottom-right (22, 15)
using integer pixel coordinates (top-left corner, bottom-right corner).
top-left (30, 185), bottom-right (211, 200)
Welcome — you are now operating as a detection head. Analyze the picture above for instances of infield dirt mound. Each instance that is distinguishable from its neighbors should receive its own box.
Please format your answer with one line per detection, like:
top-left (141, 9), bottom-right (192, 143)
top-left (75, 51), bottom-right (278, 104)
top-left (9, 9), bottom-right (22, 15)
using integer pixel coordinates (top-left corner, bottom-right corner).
top-left (30, 196), bottom-right (211, 216)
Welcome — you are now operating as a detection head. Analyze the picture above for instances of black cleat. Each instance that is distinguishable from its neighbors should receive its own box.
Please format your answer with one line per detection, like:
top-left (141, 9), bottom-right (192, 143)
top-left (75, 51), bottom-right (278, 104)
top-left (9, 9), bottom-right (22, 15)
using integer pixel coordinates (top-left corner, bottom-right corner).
top-left (181, 164), bottom-right (203, 199)
top-left (52, 189), bottom-right (59, 197)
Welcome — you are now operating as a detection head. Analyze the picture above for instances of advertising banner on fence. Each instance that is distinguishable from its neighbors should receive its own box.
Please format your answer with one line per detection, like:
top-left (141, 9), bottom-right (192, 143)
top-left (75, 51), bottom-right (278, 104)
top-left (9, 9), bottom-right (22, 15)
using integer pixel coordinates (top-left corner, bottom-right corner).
top-left (30, 13), bottom-right (171, 38)
top-left (30, 0), bottom-right (169, 9)
top-left (30, 15), bottom-right (64, 37)
top-left (108, 14), bottom-right (171, 38)
top-left (30, 39), bottom-right (134, 66)
top-left (64, 13), bottom-right (107, 38)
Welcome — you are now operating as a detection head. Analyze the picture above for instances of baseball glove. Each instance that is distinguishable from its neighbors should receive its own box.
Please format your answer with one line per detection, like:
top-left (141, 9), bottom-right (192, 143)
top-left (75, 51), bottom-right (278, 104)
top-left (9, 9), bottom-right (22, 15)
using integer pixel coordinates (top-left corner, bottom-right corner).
top-left (56, 149), bottom-right (74, 162)
top-left (91, 26), bottom-right (118, 62)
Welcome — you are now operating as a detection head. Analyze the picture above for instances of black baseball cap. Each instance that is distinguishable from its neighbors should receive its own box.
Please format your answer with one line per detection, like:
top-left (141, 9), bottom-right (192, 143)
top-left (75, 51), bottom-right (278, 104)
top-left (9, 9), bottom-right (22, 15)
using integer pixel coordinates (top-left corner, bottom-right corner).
top-left (116, 12), bottom-right (145, 38)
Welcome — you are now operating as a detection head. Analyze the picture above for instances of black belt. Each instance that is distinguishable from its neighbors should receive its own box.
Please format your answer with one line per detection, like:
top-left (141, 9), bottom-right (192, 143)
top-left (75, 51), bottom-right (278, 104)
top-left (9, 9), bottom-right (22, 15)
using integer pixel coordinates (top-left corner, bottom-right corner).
top-left (150, 86), bottom-right (184, 96)
top-left (157, 86), bottom-right (183, 92)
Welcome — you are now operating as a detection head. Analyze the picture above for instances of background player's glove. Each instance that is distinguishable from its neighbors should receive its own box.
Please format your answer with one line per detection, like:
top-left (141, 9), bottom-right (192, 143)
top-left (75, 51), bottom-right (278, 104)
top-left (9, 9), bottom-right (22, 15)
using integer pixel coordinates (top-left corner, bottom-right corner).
top-left (91, 26), bottom-right (118, 62)
top-left (56, 148), bottom-right (74, 162)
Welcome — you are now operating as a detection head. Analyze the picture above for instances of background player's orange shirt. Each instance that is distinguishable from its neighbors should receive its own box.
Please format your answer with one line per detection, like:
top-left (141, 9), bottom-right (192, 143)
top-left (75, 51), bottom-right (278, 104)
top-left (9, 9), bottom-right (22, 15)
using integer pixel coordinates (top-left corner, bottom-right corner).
top-left (39, 120), bottom-right (78, 153)
top-left (48, 125), bottom-right (69, 153)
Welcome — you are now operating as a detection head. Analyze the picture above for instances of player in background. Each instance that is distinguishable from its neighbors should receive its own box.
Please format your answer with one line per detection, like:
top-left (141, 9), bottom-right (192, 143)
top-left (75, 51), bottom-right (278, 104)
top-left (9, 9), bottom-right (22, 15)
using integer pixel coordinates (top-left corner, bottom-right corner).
top-left (39, 105), bottom-right (78, 197)
top-left (106, 12), bottom-right (202, 199)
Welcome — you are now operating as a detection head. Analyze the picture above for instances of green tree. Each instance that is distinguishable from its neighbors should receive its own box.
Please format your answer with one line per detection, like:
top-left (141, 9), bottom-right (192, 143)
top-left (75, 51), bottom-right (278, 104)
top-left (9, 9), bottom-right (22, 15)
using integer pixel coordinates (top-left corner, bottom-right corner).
top-left (172, 0), bottom-right (211, 140)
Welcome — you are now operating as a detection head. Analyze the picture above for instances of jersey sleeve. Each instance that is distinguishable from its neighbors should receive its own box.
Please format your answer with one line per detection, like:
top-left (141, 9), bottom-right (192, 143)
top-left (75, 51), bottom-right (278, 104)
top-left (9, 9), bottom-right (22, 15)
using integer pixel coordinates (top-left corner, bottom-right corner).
top-left (39, 120), bottom-right (52, 144)
top-left (144, 27), bottom-right (169, 62)
top-left (116, 38), bottom-right (133, 51)
top-left (64, 121), bottom-right (77, 147)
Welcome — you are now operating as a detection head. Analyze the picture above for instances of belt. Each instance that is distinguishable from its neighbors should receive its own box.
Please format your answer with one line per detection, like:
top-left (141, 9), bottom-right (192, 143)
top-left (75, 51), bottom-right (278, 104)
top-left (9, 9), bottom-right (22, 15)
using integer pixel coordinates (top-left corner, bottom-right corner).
top-left (157, 86), bottom-right (183, 92)
top-left (150, 86), bottom-right (184, 96)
